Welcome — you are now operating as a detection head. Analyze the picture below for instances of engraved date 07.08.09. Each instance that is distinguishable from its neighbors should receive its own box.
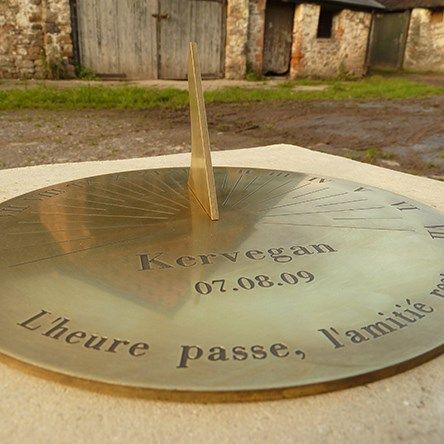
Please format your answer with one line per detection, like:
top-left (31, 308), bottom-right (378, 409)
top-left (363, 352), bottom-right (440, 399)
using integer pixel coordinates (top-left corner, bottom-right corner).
top-left (194, 271), bottom-right (315, 295)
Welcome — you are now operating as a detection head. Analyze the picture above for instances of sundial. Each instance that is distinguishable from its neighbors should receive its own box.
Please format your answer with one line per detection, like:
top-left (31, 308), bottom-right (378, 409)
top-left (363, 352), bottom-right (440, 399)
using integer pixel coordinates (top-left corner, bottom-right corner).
top-left (0, 44), bottom-right (443, 397)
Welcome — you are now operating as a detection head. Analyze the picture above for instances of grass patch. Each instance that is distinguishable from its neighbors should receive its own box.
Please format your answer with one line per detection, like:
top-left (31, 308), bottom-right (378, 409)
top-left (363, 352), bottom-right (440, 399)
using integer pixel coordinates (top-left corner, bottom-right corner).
top-left (0, 76), bottom-right (442, 110)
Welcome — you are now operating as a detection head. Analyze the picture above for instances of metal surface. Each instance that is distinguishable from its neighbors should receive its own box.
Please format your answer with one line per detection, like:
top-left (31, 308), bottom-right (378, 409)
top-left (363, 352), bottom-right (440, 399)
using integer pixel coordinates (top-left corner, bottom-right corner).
top-left (187, 42), bottom-right (219, 220)
top-left (0, 167), bottom-right (443, 392)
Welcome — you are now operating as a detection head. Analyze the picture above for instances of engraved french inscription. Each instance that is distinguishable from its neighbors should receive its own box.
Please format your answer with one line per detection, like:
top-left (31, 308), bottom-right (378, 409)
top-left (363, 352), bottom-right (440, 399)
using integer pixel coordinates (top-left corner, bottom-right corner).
top-left (318, 299), bottom-right (435, 349)
top-left (430, 273), bottom-right (444, 298)
top-left (17, 310), bottom-right (150, 357)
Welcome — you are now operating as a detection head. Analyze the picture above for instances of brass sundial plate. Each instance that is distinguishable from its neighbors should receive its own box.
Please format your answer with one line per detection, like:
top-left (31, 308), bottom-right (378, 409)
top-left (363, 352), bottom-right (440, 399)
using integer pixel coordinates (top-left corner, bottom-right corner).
top-left (0, 166), bottom-right (443, 392)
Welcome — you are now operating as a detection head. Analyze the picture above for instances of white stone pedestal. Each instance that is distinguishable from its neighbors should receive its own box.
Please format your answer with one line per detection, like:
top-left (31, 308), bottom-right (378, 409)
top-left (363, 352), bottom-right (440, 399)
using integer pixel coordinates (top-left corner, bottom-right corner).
top-left (0, 145), bottom-right (442, 443)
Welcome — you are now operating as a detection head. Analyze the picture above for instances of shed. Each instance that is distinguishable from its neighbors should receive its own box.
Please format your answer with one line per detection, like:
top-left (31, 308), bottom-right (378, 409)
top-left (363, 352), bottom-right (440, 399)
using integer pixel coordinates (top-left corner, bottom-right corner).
top-left (248, 0), bottom-right (383, 79)
top-left (367, 0), bottom-right (444, 72)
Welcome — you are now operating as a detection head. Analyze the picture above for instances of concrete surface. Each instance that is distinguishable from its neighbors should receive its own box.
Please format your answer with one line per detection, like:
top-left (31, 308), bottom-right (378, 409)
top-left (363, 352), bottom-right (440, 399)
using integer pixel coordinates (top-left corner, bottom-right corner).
top-left (0, 145), bottom-right (443, 444)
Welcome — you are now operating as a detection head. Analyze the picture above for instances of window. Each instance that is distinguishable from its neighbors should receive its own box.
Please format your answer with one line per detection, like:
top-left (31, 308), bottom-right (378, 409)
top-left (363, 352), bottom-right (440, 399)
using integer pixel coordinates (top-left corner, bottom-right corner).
top-left (317, 6), bottom-right (336, 39)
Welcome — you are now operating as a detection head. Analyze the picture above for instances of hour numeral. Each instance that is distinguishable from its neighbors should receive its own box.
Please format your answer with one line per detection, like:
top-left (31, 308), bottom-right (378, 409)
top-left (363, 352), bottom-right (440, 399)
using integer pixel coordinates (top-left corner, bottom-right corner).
top-left (391, 201), bottom-right (419, 211)
top-left (425, 225), bottom-right (444, 239)
top-left (0, 204), bottom-right (28, 216)
top-left (25, 188), bottom-right (64, 201)
top-left (308, 177), bottom-right (329, 183)
top-left (354, 187), bottom-right (370, 192)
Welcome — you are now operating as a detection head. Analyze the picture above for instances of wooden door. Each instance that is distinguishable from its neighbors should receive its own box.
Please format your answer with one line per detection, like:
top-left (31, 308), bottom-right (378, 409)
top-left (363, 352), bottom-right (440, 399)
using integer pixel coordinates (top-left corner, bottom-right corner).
top-left (76, 0), bottom-right (158, 79)
top-left (75, 0), bottom-right (225, 79)
top-left (368, 12), bottom-right (410, 69)
top-left (158, 0), bottom-right (226, 79)
top-left (263, 0), bottom-right (295, 75)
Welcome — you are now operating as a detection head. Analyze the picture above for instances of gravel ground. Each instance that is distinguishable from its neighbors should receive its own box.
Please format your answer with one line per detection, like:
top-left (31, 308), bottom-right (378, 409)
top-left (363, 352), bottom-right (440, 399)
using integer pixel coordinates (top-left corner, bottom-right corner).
top-left (0, 96), bottom-right (443, 179)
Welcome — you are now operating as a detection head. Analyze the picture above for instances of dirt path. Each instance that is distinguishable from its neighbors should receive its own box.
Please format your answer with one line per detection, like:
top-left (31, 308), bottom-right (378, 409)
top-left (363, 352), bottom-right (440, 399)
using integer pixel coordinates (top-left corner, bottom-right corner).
top-left (0, 96), bottom-right (443, 178)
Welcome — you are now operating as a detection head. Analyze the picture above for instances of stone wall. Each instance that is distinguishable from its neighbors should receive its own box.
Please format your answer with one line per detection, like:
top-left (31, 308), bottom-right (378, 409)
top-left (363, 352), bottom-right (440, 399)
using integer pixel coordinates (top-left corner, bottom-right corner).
top-left (225, 0), bottom-right (249, 79)
top-left (290, 3), bottom-right (371, 78)
top-left (0, 0), bottom-right (74, 79)
top-left (403, 8), bottom-right (444, 73)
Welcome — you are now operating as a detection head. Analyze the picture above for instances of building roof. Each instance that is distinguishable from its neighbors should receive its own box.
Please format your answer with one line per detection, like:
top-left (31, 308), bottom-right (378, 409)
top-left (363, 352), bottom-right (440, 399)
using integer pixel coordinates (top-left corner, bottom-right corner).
top-left (323, 0), bottom-right (384, 8)
top-left (286, 0), bottom-right (385, 9)
top-left (376, 0), bottom-right (444, 9)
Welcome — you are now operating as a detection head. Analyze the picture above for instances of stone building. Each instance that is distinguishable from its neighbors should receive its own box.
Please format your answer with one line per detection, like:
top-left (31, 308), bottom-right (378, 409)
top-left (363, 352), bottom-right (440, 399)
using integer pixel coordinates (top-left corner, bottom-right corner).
top-left (0, 0), bottom-right (441, 80)
top-left (247, 0), bottom-right (381, 79)
top-left (0, 0), bottom-right (74, 79)
top-left (373, 0), bottom-right (444, 72)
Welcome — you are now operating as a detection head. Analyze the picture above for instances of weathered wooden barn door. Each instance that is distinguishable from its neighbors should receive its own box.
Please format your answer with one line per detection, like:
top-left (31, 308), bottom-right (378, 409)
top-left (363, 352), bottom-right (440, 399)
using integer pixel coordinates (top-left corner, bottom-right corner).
top-left (367, 12), bottom-right (410, 69)
top-left (75, 0), bottom-right (225, 79)
top-left (76, 0), bottom-right (158, 79)
top-left (263, 0), bottom-right (295, 75)
top-left (158, 0), bottom-right (226, 79)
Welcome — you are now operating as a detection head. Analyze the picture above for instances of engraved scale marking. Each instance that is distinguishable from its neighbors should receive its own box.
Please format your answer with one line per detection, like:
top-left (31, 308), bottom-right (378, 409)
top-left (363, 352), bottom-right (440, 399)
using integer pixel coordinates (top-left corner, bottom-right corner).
top-left (28, 212), bottom-right (168, 220)
top-left (260, 221), bottom-right (415, 232)
top-left (244, 179), bottom-right (300, 206)
top-left (333, 217), bottom-right (403, 221)
top-left (222, 172), bottom-right (245, 207)
top-left (316, 198), bottom-right (368, 207)
top-left (0, 235), bottom-right (95, 253)
top-left (257, 191), bottom-right (349, 212)
top-left (231, 175), bottom-right (279, 207)
top-left (262, 206), bottom-right (386, 217)
top-left (7, 229), bottom-right (164, 268)
top-left (120, 179), bottom-right (186, 211)
top-left (292, 186), bottom-right (330, 199)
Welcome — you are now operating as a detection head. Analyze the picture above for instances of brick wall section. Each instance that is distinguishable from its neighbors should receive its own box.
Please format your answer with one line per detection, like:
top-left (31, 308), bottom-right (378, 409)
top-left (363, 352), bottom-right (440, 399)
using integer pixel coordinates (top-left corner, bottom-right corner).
top-left (0, 0), bottom-right (74, 79)
top-left (43, 0), bottom-right (75, 77)
top-left (0, 0), bottom-right (43, 78)
top-left (246, 0), bottom-right (266, 76)
top-left (403, 8), bottom-right (444, 73)
top-left (290, 3), bottom-right (371, 78)
top-left (225, 0), bottom-right (249, 79)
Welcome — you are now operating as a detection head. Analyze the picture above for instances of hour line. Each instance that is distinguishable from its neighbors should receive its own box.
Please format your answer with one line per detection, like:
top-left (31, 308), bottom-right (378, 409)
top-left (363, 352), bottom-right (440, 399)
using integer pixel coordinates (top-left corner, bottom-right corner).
top-left (77, 190), bottom-right (126, 204)
top-left (316, 198), bottom-right (368, 207)
top-left (118, 180), bottom-right (188, 206)
top-left (292, 187), bottom-right (330, 200)
top-left (241, 175), bottom-right (258, 192)
top-left (258, 192), bottom-right (348, 212)
top-left (262, 206), bottom-right (385, 217)
top-left (222, 173), bottom-right (245, 206)
top-left (221, 171), bottom-right (228, 191)
top-left (155, 177), bottom-right (190, 203)
top-left (260, 179), bottom-right (295, 197)
top-left (8, 230), bottom-right (163, 268)
top-left (243, 181), bottom-right (311, 207)
top-left (333, 217), bottom-right (402, 221)
top-left (56, 203), bottom-right (175, 215)
top-left (142, 179), bottom-right (189, 206)
top-left (259, 221), bottom-right (415, 232)
top-left (123, 179), bottom-right (186, 211)
top-left (231, 176), bottom-right (277, 207)
top-left (0, 235), bottom-right (95, 253)
top-left (117, 180), bottom-right (188, 209)
top-left (64, 198), bottom-right (177, 214)
top-left (5, 225), bottom-right (151, 234)
top-left (28, 211), bottom-right (168, 220)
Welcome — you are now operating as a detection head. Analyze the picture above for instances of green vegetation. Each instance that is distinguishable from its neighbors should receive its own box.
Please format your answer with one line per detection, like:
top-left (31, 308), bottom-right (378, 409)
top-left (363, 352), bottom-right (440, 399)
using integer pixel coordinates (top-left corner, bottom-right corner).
top-left (75, 64), bottom-right (96, 80)
top-left (362, 147), bottom-right (398, 164)
top-left (0, 76), bottom-right (442, 110)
